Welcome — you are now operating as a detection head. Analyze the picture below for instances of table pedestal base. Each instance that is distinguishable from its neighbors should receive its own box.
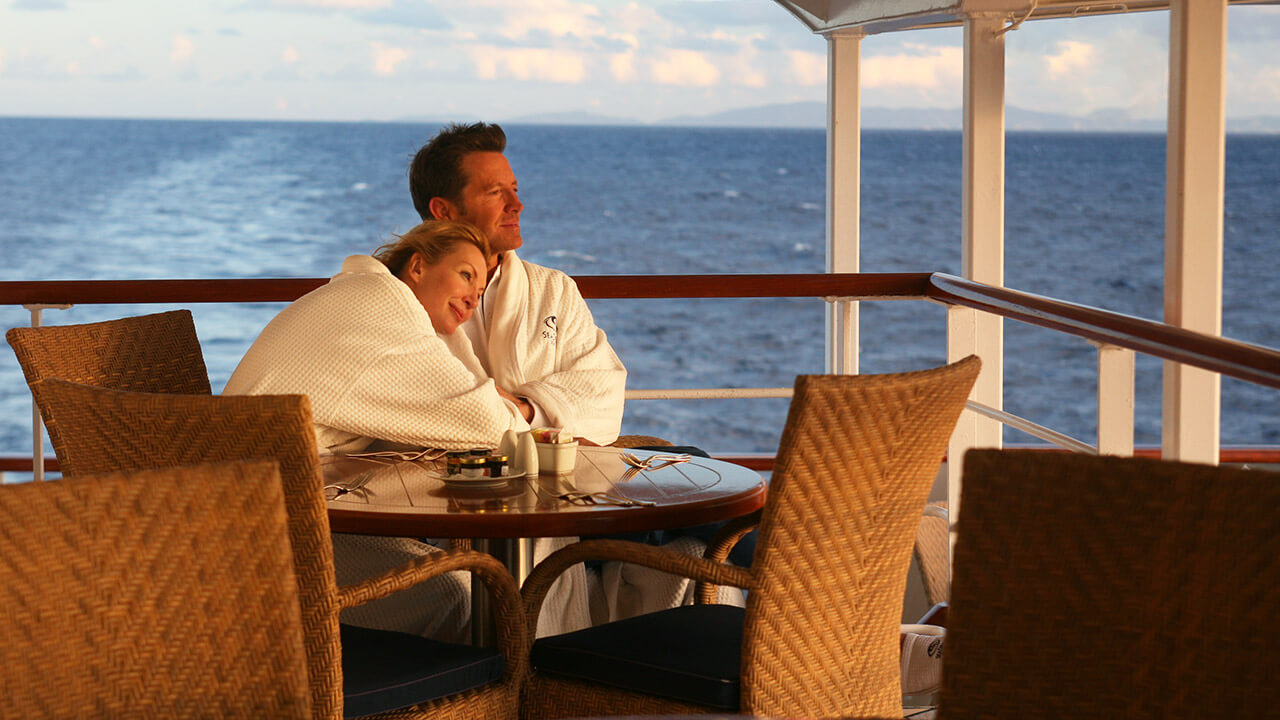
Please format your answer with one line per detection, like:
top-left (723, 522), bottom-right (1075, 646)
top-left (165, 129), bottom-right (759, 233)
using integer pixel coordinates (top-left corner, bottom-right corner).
top-left (471, 537), bottom-right (536, 646)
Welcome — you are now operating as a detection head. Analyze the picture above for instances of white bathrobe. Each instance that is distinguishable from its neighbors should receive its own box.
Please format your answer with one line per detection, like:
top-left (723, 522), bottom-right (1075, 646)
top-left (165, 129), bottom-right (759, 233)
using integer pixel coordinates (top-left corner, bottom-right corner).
top-left (225, 254), bottom-right (528, 452)
top-left (463, 251), bottom-right (626, 446)
top-left (224, 254), bottom-right (589, 639)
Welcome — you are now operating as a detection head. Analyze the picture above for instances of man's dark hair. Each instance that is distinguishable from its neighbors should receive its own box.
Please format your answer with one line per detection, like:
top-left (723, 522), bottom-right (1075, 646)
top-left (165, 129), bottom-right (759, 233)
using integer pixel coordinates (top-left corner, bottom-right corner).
top-left (409, 122), bottom-right (508, 220)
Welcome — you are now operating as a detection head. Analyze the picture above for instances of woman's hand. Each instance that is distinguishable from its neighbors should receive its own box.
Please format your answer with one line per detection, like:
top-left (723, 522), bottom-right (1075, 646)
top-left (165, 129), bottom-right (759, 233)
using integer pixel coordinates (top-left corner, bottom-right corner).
top-left (497, 387), bottom-right (535, 422)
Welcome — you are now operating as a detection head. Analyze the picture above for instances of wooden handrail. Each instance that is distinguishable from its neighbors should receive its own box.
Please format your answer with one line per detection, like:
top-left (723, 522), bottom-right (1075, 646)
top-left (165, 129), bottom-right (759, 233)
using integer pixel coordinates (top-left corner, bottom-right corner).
top-left (925, 273), bottom-right (1280, 390)
top-left (0, 273), bottom-right (932, 305)
top-left (2, 271), bottom-right (1277, 391)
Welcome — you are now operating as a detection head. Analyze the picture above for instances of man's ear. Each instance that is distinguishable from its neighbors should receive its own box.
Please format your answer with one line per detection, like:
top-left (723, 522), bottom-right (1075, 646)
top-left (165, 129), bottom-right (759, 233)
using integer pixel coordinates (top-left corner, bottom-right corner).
top-left (428, 196), bottom-right (457, 220)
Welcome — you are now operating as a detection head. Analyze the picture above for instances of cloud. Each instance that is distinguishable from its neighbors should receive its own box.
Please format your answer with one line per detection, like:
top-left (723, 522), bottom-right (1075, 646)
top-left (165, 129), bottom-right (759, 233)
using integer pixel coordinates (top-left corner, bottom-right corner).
top-left (283, 45), bottom-right (299, 63)
top-left (12, 0), bottom-right (68, 9)
top-left (470, 46), bottom-right (587, 83)
top-left (89, 36), bottom-right (107, 50)
top-left (219, 27), bottom-right (242, 37)
top-left (650, 49), bottom-right (719, 86)
top-left (1045, 40), bottom-right (1096, 78)
top-left (786, 49), bottom-right (824, 85)
top-left (657, 0), bottom-right (794, 27)
top-left (0, 48), bottom-right (6, 74)
top-left (358, 0), bottom-right (450, 28)
top-left (491, 0), bottom-right (603, 41)
top-left (271, 0), bottom-right (391, 8)
top-left (66, 60), bottom-right (81, 75)
top-left (862, 44), bottom-right (962, 89)
top-left (610, 51), bottom-right (636, 82)
top-left (171, 35), bottom-right (195, 64)
top-left (371, 42), bottom-right (409, 75)
top-left (98, 66), bottom-right (146, 82)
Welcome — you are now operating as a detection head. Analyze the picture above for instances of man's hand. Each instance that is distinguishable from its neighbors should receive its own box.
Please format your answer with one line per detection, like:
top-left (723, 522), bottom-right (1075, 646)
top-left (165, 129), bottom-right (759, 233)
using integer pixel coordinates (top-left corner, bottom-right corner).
top-left (497, 387), bottom-right (535, 422)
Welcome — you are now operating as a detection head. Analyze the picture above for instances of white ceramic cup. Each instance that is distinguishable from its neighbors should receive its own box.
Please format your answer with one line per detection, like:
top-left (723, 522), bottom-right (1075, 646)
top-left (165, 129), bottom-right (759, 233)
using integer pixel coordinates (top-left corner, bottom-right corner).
top-left (535, 440), bottom-right (578, 475)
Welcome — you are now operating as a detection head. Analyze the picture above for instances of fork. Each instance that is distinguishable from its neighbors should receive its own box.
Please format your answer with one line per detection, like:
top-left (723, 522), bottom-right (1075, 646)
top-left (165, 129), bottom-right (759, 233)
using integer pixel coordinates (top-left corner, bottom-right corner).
top-left (621, 452), bottom-right (691, 471)
top-left (324, 470), bottom-right (375, 499)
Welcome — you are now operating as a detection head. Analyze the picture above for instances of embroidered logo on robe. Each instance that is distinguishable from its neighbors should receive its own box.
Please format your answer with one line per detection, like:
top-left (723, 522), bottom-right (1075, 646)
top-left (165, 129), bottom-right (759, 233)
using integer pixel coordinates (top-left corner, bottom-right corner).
top-left (541, 315), bottom-right (557, 342)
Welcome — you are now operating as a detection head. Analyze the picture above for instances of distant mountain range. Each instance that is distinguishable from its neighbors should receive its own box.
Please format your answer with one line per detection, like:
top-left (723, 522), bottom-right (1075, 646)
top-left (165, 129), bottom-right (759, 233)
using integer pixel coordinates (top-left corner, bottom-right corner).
top-left (486, 101), bottom-right (1280, 133)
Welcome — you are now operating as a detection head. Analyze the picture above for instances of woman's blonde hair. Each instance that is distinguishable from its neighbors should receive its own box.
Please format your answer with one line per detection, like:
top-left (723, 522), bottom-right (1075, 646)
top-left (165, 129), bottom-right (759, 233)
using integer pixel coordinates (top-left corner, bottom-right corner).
top-left (373, 220), bottom-right (491, 277)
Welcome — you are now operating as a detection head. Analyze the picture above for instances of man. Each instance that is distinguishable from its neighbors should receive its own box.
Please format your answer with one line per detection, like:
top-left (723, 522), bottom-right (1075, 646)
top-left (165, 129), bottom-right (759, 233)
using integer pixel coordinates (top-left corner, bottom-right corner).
top-left (409, 123), bottom-right (626, 446)
top-left (409, 123), bottom-right (756, 573)
top-left (410, 123), bottom-right (629, 634)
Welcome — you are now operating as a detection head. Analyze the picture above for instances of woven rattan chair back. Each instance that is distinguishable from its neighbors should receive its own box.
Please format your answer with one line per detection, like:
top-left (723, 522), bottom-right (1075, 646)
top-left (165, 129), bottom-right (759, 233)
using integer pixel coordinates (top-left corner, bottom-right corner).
top-left (28, 379), bottom-right (341, 720)
top-left (7, 310), bottom-right (213, 456)
top-left (914, 501), bottom-right (950, 606)
top-left (741, 355), bottom-right (980, 718)
top-left (0, 460), bottom-right (311, 719)
top-left (6, 309), bottom-right (211, 392)
top-left (942, 449), bottom-right (1280, 719)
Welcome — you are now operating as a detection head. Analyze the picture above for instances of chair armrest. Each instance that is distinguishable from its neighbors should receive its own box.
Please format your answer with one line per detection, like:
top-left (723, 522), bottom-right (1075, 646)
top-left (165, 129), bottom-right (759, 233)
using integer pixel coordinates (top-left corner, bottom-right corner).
top-left (337, 549), bottom-right (528, 686)
top-left (522, 539), bottom-right (754, 640)
top-left (695, 509), bottom-right (762, 603)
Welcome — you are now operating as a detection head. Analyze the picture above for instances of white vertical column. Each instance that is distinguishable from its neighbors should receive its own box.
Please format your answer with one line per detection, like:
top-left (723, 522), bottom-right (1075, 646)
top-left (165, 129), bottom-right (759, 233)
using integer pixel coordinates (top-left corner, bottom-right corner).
top-left (826, 30), bottom-right (862, 375)
top-left (951, 14), bottom-right (1006, 530)
top-left (28, 306), bottom-right (47, 483)
top-left (947, 304), bottom-right (978, 520)
top-left (1095, 343), bottom-right (1136, 456)
top-left (1164, 0), bottom-right (1226, 465)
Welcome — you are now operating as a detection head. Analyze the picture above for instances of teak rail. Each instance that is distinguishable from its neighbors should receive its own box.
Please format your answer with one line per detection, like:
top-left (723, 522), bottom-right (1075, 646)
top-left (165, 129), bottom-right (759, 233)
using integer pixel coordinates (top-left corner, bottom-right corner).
top-left (3, 272), bottom-right (1279, 476)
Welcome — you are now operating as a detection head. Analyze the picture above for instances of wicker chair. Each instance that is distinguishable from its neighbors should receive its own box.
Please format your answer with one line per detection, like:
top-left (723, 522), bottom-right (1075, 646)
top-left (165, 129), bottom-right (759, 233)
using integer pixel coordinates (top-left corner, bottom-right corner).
top-left (5, 309), bottom-right (211, 392)
top-left (6, 310), bottom-right (213, 455)
top-left (914, 501), bottom-right (950, 607)
top-left (610, 435), bottom-right (675, 448)
top-left (942, 449), bottom-right (1280, 718)
top-left (28, 379), bottom-right (527, 720)
top-left (0, 460), bottom-right (311, 719)
top-left (520, 356), bottom-right (981, 720)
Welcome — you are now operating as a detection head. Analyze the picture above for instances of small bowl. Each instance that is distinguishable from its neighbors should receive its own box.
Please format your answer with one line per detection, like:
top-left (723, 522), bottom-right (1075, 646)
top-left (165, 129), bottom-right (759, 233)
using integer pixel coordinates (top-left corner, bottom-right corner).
top-left (535, 440), bottom-right (578, 475)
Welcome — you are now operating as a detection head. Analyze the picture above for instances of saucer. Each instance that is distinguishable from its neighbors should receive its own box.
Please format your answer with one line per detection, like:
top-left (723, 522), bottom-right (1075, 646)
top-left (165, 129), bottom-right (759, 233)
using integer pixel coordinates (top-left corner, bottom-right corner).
top-left (426, 468), bottom-right (524, 489)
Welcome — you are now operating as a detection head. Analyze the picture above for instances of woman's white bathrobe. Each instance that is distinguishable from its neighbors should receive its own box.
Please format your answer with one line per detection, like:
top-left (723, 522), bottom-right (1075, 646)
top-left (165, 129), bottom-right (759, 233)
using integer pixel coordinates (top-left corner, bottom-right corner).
top-left (224, 255), bottom-right (590, 640)
top-left (462, 251), bottom-right (626, 446)
top-left (225, 255), bottom-right (527, 453)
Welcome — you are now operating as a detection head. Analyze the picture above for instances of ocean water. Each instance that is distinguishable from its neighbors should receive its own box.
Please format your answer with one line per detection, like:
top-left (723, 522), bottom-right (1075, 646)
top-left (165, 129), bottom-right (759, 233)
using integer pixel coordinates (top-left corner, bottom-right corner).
top-left (1, 117), bottom-right (1277, 459)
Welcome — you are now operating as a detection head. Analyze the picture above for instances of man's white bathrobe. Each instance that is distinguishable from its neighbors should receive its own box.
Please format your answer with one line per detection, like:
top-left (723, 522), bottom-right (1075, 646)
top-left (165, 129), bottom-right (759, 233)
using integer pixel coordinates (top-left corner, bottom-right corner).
top-left (224, 255), bottom-right (590, 640)
top-left (462, 251), bottom-right (626, 446)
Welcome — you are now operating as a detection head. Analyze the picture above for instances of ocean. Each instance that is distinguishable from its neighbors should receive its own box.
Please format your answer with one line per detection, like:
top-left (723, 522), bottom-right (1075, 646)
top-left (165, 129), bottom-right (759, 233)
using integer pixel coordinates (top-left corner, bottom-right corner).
top-left (1, 117), bottom-right (1277, 461)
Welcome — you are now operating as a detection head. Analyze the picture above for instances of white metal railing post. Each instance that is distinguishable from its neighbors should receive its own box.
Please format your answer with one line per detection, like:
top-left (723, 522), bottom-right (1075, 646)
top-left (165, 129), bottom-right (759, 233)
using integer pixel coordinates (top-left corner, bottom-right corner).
top-left (946, 303), bottom-right (979, 539)
top-left (22, 303), bottom-right (72, 482)
top-left (1094, 342), bottom-right (1136, 456)
top-left (825, 29), bottom-right (862, 376)
top-left (1163, 0), bottom-right (1226, 465)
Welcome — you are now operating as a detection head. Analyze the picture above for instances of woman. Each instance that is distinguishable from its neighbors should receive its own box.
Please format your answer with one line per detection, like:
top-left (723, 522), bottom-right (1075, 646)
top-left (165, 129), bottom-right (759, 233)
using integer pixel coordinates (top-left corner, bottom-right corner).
top-left (225, 219), bottom-right (528, 453)
top-left (225, 220), bottom-right (588, 642)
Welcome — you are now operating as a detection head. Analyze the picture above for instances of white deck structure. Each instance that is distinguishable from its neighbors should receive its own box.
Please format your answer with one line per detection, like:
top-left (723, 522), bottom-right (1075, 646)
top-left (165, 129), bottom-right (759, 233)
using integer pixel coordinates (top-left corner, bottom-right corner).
top-left (770, 0), bottom-right (1273, 525)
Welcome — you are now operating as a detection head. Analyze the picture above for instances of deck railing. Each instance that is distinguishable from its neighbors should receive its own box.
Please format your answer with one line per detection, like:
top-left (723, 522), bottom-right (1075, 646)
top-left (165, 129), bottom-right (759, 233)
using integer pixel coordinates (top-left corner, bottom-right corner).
top-left (3, 272), bottom-right (1279, 479)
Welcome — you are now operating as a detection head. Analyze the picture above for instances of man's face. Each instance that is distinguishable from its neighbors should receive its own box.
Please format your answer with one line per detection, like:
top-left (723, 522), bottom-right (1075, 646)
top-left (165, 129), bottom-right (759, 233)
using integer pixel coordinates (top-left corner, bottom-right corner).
top-left (451, 151), bottom-right (523, 256)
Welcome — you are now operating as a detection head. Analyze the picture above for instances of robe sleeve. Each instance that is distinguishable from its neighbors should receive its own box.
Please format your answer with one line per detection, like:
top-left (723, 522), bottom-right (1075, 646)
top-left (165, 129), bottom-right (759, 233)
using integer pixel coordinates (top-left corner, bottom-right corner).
top-left (513, 276), bottom-right (626, 445)
top-left (330, 334), bottom-right (528, 450)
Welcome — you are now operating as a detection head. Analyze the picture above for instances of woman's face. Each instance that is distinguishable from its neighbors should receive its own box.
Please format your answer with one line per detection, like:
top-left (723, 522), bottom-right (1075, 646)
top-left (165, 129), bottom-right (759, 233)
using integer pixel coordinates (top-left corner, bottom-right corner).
top-left (403, 243), bottom-right (486, 335)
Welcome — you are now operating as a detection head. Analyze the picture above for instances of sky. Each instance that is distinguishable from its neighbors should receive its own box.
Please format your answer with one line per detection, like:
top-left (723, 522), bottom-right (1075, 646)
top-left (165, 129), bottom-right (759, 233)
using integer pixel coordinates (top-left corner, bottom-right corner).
top-left (1, 0), bottom-right (1278, 124)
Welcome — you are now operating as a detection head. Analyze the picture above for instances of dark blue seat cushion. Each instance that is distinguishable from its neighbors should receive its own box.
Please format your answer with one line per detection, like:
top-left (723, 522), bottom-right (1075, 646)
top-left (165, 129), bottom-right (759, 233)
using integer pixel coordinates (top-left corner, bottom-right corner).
top-left (530, 604), bottom-right (744, 710)
top-left (340, 623), bottom-right (504, 718)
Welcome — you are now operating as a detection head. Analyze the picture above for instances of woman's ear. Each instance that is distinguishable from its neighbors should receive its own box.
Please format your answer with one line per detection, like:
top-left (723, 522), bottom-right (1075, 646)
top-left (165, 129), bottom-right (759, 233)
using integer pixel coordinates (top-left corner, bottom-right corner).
top-left (428, 196), bottom-right (457, 220)
top-left (404, 252), bottom-right (427, 283)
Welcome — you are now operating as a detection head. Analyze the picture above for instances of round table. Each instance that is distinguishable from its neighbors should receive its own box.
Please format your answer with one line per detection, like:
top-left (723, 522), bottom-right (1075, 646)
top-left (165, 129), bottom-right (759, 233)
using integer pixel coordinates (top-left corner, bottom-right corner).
top-left (323, 446), bottom-right (767, 644)
top-left (324, 445), bottom-right (766, 542)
